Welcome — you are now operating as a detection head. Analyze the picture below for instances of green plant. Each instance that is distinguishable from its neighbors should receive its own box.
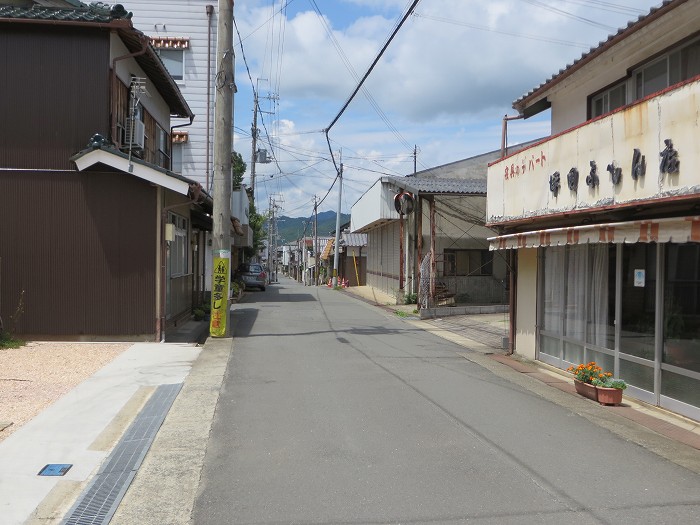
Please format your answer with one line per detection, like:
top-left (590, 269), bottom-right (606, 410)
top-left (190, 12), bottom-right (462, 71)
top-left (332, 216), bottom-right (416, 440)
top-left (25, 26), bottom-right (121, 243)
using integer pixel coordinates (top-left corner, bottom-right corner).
top-left (404, 292), bottom-right (417, 305)
top-left (568, 361), bottom-right (627, 390)
top-left (0, 290), bottom-right (25, 349)
top-left (592, 376), bottom-right (628, 390)
top-left (394, 310), bottom-right (408, 318)
top-left (193, 308), bottom-right (205, 321)
top-left (0, 332), bottom-right (23, 349)
top-left (567, 362), bottom-right (611, 385)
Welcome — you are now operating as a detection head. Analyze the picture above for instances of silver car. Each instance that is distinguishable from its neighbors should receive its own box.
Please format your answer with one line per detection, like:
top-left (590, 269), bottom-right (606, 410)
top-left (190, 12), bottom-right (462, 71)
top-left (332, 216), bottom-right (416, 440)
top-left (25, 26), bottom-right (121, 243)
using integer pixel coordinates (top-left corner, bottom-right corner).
top-left (234, 263), bottom-right (266, 291)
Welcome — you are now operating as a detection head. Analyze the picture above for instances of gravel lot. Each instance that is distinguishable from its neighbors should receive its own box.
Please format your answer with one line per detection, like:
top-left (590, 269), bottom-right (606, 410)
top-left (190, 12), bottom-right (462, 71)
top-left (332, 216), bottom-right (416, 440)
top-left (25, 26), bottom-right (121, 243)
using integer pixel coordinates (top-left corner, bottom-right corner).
top-left (0, 342), bottom-right (131, 442)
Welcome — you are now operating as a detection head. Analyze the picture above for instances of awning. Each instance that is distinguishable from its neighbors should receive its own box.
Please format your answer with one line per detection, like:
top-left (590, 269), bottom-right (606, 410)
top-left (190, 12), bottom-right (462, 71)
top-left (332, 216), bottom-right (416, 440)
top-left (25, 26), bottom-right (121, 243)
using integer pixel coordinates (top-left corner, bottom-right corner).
top-left (489, 216), bottom-right (700, 250)
top-left (71, 146), bottom-right (191, 195)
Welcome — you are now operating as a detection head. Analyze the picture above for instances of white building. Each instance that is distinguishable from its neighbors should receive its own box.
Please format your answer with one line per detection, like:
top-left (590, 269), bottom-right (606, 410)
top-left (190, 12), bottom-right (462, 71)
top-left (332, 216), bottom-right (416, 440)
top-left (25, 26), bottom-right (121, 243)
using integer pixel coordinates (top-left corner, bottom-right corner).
top-left (123, 0), bottom-right (216, 190)
top-left (124, 0), bottom-right (252, 294)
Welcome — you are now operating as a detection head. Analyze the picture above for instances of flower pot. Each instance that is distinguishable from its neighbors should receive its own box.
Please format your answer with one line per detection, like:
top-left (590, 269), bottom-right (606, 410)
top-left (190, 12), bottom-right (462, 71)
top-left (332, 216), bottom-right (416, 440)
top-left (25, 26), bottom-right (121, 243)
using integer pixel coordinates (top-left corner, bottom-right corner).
top-left (574, 379), bottom-right (598, 401)
top-left (596, 386), bottom-right (623, 406)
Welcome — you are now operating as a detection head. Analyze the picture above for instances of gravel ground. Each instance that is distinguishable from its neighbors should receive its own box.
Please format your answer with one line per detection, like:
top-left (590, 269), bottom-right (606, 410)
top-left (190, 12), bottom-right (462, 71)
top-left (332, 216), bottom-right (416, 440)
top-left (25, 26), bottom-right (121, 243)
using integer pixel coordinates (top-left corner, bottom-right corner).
top-left (0, 342), bottom-right (131, 442)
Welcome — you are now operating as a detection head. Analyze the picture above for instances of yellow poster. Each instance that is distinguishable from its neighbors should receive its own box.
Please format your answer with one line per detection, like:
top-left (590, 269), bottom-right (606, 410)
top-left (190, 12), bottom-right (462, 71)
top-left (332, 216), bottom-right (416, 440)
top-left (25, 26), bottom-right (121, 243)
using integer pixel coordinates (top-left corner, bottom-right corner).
top-left (209, 250), bottom-right (230, 337)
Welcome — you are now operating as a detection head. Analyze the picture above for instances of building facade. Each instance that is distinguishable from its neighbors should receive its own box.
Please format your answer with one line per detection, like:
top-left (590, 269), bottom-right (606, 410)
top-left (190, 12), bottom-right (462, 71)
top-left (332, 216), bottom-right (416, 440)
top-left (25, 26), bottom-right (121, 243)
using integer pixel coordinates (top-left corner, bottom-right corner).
top-left (487, 0), bottom-right (700, 421)
top-left (352, 175), bottom-right (508, 310)
top-left (122, 0), bottom-right (216, 190)
top-left (0, 2), bottom-right (210, 340)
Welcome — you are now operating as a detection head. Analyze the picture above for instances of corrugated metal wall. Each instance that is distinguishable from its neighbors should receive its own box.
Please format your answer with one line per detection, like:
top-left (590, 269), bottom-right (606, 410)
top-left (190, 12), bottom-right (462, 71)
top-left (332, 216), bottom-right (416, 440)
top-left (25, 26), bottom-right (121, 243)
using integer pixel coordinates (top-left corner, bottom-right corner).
top-left (366, 222), bottom-right (400, 297)
top-left (0, 170), bottom-right (157, 338)
top-left (0, 25), bottom-right (110, 169)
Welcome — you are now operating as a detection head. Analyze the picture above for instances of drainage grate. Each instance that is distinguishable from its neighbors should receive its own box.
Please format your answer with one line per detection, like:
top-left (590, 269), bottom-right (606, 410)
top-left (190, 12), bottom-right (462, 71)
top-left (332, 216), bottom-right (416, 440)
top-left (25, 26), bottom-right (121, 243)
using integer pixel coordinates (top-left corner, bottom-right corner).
top-left (38, 464), bottom-right (73, 476)
top-left (61, 383), bottom-right (182, 525)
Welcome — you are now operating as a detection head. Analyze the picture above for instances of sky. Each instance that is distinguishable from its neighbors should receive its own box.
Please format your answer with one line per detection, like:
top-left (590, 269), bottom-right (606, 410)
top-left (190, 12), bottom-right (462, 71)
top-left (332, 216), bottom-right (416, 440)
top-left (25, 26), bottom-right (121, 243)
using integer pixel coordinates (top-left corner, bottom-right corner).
top-left (231, 0), bottom-right (662, 218)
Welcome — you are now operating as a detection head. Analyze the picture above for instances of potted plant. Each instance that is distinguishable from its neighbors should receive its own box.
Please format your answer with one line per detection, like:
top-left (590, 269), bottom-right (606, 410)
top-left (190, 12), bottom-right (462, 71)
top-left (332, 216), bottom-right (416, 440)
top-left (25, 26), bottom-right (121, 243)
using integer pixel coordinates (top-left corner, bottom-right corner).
top-left (566, 362), bottom-right (611, 402)
top-left (592, 376), bottom-right (627, 406)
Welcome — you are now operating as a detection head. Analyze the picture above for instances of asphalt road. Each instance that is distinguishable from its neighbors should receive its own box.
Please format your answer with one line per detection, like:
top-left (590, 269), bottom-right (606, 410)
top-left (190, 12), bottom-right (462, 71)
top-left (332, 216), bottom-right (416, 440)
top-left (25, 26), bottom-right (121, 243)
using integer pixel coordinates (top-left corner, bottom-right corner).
top-left (192, 280), bottom-right (700, 525)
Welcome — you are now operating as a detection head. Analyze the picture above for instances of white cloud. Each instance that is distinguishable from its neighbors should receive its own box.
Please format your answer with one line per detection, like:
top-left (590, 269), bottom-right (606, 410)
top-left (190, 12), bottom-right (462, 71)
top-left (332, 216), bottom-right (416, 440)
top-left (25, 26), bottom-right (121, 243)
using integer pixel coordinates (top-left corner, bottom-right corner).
top-left (233, 0), bottom-right (660, 218)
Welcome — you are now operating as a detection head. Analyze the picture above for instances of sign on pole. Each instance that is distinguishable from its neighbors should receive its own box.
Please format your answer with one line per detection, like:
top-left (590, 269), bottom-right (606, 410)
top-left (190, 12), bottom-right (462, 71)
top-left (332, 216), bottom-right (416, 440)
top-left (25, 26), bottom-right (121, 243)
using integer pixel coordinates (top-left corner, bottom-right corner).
top-left (210, 250), bottom-right (230, 337)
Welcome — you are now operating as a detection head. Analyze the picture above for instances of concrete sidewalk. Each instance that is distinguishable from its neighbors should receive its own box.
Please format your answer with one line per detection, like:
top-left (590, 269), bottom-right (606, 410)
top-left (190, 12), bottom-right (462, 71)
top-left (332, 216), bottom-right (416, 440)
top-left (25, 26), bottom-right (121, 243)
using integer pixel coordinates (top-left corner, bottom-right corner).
top-left (0, 341), bottom-right (204, 525)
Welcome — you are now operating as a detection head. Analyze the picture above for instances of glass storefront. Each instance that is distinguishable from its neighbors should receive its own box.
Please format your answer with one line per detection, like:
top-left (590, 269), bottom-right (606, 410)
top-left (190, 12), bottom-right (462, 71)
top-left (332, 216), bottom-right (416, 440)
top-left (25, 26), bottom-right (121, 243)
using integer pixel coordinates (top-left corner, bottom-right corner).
top-left (539, 245), bottom-right (615, 367)
top-left (538, 242), bottom-right (700, 420)
top-left (663, 244), bottom-right (700, 374)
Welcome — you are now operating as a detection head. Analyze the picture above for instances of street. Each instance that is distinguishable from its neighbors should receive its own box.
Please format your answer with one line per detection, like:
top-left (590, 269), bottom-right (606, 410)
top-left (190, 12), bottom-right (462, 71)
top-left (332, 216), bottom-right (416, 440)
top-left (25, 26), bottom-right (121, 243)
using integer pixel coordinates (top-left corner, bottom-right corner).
top-left (192, 280), bottom-right (700, 525)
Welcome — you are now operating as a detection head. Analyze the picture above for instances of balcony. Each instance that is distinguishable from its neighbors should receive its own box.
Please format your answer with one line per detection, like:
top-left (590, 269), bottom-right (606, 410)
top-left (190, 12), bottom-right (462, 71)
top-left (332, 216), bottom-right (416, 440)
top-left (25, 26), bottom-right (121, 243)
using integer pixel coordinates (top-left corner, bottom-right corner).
top-left (487, 78), bottom-right (700, 227)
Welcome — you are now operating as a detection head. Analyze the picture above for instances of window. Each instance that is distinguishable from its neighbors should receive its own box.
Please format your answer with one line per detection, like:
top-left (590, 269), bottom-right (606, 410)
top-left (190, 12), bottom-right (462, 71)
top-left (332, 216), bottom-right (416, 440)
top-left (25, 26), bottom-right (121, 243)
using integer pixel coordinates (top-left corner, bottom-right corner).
top-left (443, 249), bottom-right (493, 276)
top-left (591, 82), bottom-right (627, 118)
top-left (590, 38), bottom-right (700, 117)
top-left (169, 213), bottom-right (188, 277)
top-left (633, 37), bottom-right (700, 101)
top-left (171, 143), bottom-right (183, 174)
top-left (157, 49), bottom-right (184, 81)
top-left (669, 40), bottom-right (700, 84)
top-left (635, 57), bottom-right (668, 99)
top-left (156, 124), bottom-right (170, 169)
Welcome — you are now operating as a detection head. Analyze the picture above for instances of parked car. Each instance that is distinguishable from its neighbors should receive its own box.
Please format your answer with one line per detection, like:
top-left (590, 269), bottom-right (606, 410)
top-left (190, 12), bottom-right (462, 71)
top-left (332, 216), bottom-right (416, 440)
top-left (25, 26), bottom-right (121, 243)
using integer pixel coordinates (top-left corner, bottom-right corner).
top-left (234, 263), bottom-right (266, 291)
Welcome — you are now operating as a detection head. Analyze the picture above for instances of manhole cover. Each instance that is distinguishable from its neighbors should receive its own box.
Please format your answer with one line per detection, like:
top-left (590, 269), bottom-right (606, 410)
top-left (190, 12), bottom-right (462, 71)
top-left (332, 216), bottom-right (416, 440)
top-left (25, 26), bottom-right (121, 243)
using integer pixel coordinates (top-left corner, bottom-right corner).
top-left (38, 464), bottom-right (72, 476)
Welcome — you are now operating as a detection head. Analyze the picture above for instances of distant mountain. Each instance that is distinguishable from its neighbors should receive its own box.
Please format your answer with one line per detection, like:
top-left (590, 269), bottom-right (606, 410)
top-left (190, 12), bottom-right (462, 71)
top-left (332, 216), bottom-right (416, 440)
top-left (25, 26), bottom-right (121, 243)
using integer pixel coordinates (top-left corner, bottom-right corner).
top-left (274, 211), bottom-right (350, 244)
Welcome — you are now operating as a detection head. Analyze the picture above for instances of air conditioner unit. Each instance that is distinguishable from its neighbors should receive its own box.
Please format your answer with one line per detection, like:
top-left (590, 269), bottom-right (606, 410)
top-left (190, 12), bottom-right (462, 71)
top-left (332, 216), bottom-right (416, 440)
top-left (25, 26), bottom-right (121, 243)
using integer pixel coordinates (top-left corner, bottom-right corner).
top-left (127, 119), bottom-right (145, 150)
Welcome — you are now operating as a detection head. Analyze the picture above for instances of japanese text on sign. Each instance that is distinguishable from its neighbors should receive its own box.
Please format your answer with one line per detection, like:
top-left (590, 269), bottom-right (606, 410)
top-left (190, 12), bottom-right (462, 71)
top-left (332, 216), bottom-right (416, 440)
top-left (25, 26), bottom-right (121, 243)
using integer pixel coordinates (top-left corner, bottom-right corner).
top-left (209, 251), bottom-right (230, 337)
top-left (504, 151), bottom-right (547, 180)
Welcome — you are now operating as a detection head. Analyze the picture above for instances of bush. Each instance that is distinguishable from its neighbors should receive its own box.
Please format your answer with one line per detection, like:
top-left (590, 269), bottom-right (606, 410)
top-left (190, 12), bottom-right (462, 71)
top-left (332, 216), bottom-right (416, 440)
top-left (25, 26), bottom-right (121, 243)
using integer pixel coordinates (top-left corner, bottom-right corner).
top-left (193, 308), bottom-right (206, 321)
top-left (0, 331), bottom-right (23, 350)
top-left (404, 292), bottom-right (417, 305)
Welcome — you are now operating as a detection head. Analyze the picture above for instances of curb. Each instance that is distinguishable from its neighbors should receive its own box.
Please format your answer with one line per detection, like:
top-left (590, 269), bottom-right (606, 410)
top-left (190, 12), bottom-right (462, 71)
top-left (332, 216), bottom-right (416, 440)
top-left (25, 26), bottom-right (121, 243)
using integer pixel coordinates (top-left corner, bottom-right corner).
top-left (109, 337), bottom-right (233, 525)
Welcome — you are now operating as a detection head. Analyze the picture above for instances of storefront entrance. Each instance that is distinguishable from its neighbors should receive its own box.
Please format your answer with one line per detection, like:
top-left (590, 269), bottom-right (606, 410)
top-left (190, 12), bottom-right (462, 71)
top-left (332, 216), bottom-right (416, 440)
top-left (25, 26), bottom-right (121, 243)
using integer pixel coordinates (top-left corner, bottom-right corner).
top-left (538, 242), bottom-right (700, 421)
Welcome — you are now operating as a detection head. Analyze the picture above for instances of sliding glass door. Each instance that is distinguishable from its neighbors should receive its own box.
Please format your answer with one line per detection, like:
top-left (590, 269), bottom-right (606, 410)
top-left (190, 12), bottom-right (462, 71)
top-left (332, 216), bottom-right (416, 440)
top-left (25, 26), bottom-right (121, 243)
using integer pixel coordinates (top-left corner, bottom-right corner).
top-left (537, 242), bottom-right (700, 420)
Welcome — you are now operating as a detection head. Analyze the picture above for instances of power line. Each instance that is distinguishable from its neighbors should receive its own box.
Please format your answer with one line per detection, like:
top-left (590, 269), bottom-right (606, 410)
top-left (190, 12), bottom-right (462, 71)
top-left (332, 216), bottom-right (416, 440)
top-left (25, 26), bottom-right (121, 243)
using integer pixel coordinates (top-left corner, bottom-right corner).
top-left (413, 13), bottom-right (591, 48)
top-left (519, 0), bottom-right (618, 31)
top-left (314, 0), bottom-right (419, 151)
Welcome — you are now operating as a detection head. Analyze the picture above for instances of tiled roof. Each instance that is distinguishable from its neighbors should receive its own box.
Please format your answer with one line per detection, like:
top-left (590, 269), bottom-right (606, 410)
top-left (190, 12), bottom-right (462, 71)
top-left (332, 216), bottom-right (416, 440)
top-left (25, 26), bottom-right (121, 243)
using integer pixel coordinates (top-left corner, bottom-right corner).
top-left (0, 2), bottom-right (130, 23)
top-left (387, 176), bottom-right (486, 195)
top-left (513, 0), bottom-right (681, 113)
top-left (0, 2), bottom-right (192, 119)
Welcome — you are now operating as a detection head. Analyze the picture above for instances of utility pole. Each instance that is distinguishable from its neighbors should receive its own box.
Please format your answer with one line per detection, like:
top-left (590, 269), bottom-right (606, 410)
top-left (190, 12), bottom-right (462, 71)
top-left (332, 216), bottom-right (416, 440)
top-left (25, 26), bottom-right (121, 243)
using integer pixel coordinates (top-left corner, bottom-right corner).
top-left (249, 80), bottom-right (274, 205)
top-left (413, 145), bottom-right (417, 175)
top-left (250, 90), bottom-right (259, 203)
top-left (331, 154), bottom-right (343, 288)
top-left (209, 0), bottom-right (234, 338)
top-left (314, 196), bottom-right (319, 286)
top-left (267, 196), bottom-right (272, 281)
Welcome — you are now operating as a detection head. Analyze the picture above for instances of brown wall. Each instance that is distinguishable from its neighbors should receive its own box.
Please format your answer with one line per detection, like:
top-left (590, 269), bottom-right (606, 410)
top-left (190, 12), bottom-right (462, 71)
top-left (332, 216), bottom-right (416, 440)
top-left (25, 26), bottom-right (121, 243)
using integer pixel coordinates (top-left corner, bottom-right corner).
top-left (340, 252), bottom-right (367, 286)
top-left (0, 170), bottom-right (157, 338)
top-left (0, 25), bottom-right (111, 170)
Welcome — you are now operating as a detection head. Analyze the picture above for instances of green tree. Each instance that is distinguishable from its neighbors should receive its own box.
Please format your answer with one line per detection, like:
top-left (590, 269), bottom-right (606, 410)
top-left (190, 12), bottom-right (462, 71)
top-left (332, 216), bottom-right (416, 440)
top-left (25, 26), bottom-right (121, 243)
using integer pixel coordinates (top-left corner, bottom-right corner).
top-left (244, 202), bottom-right (267, 259)
top-left (232, 150), bottom-right (247, 190)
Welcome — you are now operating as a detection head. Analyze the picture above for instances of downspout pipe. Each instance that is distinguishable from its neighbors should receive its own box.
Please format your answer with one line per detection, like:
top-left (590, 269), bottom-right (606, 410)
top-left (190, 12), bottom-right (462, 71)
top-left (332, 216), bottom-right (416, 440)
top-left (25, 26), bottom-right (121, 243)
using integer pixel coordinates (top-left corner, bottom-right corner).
top-left (501, 114), bottom-right (525, 159)
top-left (170, 117), bottom-right (194, 169)
top-left (110, 32), bottom-right (150, 144)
